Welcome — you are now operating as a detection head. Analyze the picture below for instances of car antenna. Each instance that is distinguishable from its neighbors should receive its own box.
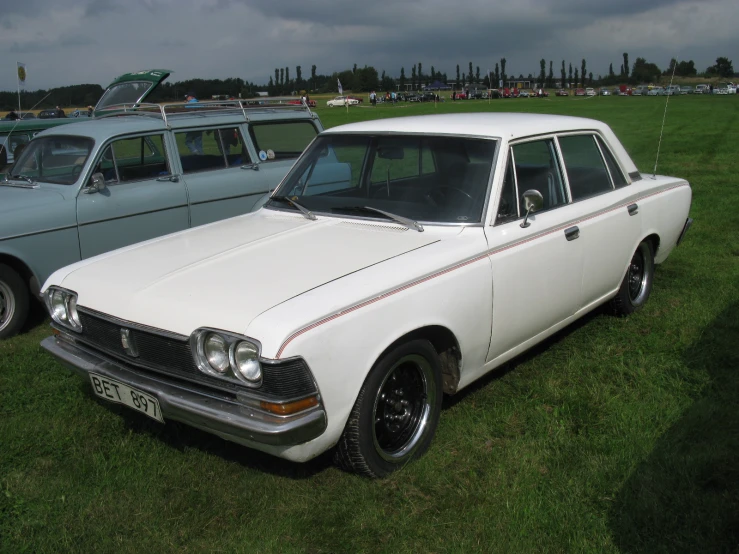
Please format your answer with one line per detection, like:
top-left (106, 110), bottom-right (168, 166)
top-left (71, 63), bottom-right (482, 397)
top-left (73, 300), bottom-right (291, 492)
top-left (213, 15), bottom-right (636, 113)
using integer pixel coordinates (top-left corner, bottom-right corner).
top-left (652, 55), bottom-right (679, 179)
top-left (2, 91), bottom-right (53, 164)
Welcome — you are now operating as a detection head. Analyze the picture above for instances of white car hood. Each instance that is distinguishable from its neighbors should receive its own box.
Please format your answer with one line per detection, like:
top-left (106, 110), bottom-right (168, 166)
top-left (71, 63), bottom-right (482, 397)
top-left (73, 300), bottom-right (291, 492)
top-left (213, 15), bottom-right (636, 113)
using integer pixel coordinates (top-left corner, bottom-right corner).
top-left (58, 210), bottom-right (438, 337)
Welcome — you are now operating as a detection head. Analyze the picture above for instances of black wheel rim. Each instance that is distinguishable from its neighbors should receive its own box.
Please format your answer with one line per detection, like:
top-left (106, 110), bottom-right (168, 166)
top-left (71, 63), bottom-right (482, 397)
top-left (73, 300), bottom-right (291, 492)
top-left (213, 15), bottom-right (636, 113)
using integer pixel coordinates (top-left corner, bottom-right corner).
top-left (628, 248), bottom-right (645, 302)
top-left (372, 354), bottom-right (434, 461)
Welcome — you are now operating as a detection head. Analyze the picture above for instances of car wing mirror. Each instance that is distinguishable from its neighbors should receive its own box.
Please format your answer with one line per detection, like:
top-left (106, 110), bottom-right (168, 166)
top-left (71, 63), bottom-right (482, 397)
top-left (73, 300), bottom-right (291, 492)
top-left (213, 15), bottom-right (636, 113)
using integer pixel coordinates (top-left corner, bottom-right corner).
top-left (520, 189), bottom-right (544, 228)
top-left (85, 172), bottom-right (106, 194)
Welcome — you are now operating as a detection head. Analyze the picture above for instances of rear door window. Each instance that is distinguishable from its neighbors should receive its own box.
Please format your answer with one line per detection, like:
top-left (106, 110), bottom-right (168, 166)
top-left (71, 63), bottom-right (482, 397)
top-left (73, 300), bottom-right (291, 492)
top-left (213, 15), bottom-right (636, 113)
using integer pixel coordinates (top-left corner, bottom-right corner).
top-left (175, 127), bottom-right (250, 174)
top-left (558, 134), bottom-right (614, 200)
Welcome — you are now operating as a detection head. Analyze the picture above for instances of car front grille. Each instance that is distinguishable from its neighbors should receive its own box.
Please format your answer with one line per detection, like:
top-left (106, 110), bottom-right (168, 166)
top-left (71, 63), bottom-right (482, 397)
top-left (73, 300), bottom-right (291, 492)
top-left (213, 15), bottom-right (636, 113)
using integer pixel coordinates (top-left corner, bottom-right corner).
top-left (76, 309), bottom-right (317, 400)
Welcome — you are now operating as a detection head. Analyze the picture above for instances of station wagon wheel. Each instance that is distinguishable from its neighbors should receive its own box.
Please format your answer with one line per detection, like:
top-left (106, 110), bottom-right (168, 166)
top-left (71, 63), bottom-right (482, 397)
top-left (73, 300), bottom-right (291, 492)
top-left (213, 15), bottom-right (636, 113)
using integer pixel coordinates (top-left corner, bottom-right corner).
top-left (335, 339), bottom-right (442, 478)
top-left (610, 240), bottom-right (654, 316)
top-left (0, 264), bottom-right (30, 339)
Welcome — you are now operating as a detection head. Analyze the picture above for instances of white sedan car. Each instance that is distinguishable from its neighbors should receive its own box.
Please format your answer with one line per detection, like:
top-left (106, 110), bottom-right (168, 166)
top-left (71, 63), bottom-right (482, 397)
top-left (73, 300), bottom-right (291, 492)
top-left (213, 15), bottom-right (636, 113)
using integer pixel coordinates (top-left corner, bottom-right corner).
top-left (41, 113), bottom-right (692, 477)
top-left (326, 96), bottom-right (359, 107)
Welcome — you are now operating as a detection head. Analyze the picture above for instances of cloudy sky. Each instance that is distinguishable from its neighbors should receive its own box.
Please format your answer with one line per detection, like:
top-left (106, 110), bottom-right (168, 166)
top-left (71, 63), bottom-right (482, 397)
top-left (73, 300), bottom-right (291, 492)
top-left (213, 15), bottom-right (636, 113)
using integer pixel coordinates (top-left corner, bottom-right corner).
top-left (0, 0), bottom-right (736, 92)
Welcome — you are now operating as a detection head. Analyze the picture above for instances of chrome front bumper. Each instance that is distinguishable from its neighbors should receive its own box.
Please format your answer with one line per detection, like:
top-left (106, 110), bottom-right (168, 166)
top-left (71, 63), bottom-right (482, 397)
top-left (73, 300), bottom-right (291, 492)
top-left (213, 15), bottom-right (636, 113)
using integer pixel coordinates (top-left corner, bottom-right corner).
top-left (41, 335), bottom-right (327, 449)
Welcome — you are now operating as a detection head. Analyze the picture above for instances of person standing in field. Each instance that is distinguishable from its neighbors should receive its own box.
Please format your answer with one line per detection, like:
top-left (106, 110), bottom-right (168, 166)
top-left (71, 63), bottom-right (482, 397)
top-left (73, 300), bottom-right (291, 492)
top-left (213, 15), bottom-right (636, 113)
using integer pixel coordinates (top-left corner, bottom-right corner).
top-left (184, 92), bottom-right (203, 155)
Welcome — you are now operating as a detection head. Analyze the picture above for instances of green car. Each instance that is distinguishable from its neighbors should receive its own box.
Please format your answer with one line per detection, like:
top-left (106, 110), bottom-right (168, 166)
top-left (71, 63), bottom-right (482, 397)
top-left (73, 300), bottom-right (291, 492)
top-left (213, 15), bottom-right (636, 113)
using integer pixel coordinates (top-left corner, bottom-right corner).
top-left (0, 70), bottom-right (323, 338)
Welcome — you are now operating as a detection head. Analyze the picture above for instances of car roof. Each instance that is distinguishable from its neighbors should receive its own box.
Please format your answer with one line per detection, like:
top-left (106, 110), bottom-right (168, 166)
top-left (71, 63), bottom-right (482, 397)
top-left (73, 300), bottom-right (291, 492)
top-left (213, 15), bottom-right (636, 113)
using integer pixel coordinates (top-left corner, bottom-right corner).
top-left (322, 113), bottom-right (612, 141)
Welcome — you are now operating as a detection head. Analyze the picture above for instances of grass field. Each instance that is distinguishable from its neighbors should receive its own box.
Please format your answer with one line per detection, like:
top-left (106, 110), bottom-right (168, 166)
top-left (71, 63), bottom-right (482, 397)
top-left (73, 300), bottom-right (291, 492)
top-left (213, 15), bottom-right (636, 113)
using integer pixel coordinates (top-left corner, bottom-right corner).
top-left (1, 95), bottom-right (738, 554)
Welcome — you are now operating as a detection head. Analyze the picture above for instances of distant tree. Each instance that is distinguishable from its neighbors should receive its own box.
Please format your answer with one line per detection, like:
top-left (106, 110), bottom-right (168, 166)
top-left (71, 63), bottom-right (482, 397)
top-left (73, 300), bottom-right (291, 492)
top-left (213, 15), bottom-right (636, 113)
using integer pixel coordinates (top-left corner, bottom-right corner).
top-left (476, 66), bottom-right (480, 82)
top-left (353, 64), bottom-right (357, 74)
top-left (623, 53), bottom-right (629, 78)
top-left (411, 65), bottom-right (417, 89)
top-left (430, 65), bottom-right (435, 80)
top-left (468, 62), bottom-right (473, 83)
top-left (560, 60), bottom-right (566, 87)
top-left (311, 65), bottom-right (317, 90)
top-left (400, 67), bottom-right (406, 89)
top-left (568, 63), bottom-right (573, 85)
top-left (581, 59), bottom-right (586, 87)
top-left (676, 60), bottom-right (697, 76)
top-left (442, 72), bottom-right (448, 84)
top-left (539, 59), bottom-right (546, 87)
top-left (296, 66), bottom-right (302, 88)
top-left (500, 58), bottom-right (507, 84)
top-left (588, 72), bottom-right (593, 85)
top-left (418, 63), bottom-right (423, 81)
top-left (268, 76), bottom-right (275, 96)
top-left (456, 64), bottom-right (460, 86)
top-left (574, 68), bottom-right (579, 86)
top-left (285, 67), bottom-right (290, 91)
top-left (707, 57), bottom-right (734, 78)
top-left (631, 57), bottom-right (661, 83)
top-left (274, 68), bottom-right (279, 87)
top-left (494, 63), bottom-right (500, 86)
top-left (609, 63), bottom-right (615, 79)
top-left (279, 68), bottom-right (284, 87)
top-left (547, 60), bottom-right (554, 88)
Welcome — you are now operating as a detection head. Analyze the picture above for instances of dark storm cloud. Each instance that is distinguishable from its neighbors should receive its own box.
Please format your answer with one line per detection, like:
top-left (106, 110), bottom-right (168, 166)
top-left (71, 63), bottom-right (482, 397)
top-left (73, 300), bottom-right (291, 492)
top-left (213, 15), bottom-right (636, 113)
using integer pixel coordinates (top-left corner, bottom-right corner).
top-left (84, 0), bottom-right (126, 18)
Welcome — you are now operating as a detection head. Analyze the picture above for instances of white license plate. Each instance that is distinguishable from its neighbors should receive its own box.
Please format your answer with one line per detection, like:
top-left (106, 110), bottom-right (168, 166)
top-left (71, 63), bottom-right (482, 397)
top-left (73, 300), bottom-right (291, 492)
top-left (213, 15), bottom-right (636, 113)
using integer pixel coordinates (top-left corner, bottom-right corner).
top-left (89, 374), bottom-right (164, 423)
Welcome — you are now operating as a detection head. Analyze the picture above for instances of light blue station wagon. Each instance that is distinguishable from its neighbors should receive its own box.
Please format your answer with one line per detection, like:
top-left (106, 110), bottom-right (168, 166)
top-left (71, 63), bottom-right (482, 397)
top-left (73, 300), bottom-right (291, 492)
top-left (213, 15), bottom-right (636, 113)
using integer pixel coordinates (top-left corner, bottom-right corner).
top-left (0, 89), bottom-right (323, 337)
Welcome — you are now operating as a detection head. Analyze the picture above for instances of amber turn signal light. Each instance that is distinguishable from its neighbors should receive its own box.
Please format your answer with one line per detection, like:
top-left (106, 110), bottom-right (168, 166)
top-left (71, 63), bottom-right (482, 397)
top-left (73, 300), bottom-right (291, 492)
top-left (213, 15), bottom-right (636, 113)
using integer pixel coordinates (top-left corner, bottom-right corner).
top-left (260, 395), bottom-right (319, 415)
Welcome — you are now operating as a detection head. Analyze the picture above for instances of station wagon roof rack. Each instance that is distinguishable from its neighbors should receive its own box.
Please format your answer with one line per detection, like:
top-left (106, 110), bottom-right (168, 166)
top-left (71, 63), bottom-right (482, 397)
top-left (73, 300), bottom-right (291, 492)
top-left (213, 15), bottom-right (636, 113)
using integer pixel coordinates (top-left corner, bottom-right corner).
top-left (94, 98), bottom-right (315, 125)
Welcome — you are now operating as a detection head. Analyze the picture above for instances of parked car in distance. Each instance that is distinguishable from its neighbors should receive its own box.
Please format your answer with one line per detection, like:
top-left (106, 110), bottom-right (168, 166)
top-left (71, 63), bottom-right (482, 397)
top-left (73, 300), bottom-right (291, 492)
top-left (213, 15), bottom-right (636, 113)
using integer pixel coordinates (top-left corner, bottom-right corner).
top-left (574, 88), bottom-right (586, 96)
top-left (41, 112), bottom-right (692, 477)
top-left (600, 88), bottom-right (611, 96)
top-left (518, 90), bottom-right (530, 98)
top-left (0, 99), bottom-right (323, 338)
top-left (326, 96), bottom-right (360, 107)
top-left (585, 88), bottom-right (596, 97)
top-left (695, 84), bottom-right (710, 94)
top-left (663, 85), bottom-right (681, 96)
top-left (679, 86), bottom-right (693, 94)
top-left (555, 89), bottom-right (569, 96)
top-left (632, 85), bottom-right (650, 96)
top-left (347, 95), bottom-right (364, 104)
top-left (647, 87), bottom-right (663, 96)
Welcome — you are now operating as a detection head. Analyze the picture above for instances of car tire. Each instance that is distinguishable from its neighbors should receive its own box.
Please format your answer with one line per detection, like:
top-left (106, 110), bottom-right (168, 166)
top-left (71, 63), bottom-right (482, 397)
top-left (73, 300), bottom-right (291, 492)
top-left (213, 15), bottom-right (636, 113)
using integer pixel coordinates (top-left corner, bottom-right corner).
top-left (0, 263), bottom-right (30, 339)
top-left (610, 240), bottom-right (654, 316)
top-left (335, 339), bottom-right (443, 478)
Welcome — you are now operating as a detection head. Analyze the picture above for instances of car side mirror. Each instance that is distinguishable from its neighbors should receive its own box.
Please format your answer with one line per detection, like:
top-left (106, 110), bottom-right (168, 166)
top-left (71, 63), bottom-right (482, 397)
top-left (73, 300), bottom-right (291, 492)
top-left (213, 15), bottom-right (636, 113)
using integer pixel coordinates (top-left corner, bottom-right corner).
top-left (85, 172), bottom-right (106, 194)
top-left (520, 189), bottom-right (544, 228)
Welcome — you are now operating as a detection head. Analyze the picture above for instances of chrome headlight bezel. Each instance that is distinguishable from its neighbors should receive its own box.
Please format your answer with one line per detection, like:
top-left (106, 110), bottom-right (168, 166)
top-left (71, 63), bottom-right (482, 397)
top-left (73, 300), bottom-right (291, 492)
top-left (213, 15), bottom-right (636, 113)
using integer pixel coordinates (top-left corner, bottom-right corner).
top-left (190, 328), bottom-right (263, 388)
top-left (45, 287), bottom-right (83, 332)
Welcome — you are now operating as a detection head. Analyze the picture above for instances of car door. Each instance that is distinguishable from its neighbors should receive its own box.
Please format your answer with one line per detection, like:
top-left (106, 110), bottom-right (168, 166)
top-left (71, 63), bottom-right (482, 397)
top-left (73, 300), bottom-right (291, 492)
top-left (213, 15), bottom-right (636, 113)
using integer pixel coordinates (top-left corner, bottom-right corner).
top-left (485, 138), bottom-right (584, 363)
top-left (76, 133), bottom-right (189, 259)
top-left (556, 133), bottom-right (641, 311)
top-left (175, 125), bottom-right (268, 227)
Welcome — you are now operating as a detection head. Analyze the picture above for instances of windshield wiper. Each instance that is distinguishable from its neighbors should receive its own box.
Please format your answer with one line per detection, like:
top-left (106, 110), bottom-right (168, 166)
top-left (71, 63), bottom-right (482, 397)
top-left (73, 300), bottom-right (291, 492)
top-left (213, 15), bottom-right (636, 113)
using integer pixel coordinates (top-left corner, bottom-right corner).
top-left (270, 195), bottom-right (317, 221)
top-left (1, 174), bottom-right (37, 188)
top-left (332, 205), bottom-right (424, 232)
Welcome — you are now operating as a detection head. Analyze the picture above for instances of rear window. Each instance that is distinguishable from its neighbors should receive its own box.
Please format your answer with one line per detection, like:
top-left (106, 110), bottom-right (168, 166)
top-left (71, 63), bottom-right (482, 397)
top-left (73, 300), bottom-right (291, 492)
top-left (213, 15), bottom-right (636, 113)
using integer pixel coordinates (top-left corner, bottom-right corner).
top-left (249, 121), bottom-right (318, 161)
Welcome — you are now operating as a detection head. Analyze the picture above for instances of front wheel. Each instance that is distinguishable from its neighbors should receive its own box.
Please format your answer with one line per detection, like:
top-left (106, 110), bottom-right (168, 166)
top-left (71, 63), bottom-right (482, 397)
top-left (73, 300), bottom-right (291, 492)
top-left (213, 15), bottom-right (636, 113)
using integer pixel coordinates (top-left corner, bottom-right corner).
top-left (0, 263), bottom-right (30, 339)
top-left (335, 339), bottom-right (442, 478)
top-left (610, 240), bottom-right (654, 316)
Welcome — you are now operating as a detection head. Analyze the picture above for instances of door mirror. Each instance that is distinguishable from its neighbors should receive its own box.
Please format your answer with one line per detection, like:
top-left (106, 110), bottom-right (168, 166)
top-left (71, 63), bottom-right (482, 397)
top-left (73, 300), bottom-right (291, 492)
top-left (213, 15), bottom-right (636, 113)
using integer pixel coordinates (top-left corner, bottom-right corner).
top-left (85, 172), bottom-right (106, 194)
top-left (520, 189), bottom-right (544, 228)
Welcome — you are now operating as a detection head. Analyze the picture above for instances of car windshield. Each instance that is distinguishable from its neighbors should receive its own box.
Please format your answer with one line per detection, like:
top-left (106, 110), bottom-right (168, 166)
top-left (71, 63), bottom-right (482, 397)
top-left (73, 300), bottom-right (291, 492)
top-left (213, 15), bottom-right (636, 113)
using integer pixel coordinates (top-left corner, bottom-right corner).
top-left (8, 135), bottom-right (94, 185)
top-left (269, 134), bottom-right (497, 224)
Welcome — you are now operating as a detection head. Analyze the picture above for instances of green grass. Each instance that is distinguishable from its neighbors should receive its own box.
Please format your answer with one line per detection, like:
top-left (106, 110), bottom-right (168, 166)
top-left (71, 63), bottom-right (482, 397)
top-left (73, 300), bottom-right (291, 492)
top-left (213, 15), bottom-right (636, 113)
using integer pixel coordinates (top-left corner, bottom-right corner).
top-left (2, 95), bottom-right (738, 554)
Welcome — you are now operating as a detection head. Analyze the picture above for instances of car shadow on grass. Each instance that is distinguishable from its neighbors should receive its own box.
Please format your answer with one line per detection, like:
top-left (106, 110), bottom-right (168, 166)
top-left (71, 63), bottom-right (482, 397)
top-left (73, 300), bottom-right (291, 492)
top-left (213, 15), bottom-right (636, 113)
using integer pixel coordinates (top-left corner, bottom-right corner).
top-left (90, 394), bottom-right (335, 480)
top-left (608, 301), bottom-right (739, 553)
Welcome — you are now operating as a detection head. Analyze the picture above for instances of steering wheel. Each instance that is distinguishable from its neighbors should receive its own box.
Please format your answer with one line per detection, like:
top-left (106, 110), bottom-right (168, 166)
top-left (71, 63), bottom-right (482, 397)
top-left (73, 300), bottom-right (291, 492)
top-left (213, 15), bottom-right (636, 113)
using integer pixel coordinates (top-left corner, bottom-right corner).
top-left (425, 186), bottom-right (474, 208)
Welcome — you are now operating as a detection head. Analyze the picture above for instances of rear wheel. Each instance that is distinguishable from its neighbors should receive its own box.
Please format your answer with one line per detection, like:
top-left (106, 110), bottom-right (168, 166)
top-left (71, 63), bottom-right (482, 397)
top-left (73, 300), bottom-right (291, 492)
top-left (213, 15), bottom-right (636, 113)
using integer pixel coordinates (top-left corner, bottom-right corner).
top-left (0, 263), bottom-right (30, 339)
top-left (611, 240), bottom-right (654, 316)
top-left (335, 339), bottom-right (442, 478)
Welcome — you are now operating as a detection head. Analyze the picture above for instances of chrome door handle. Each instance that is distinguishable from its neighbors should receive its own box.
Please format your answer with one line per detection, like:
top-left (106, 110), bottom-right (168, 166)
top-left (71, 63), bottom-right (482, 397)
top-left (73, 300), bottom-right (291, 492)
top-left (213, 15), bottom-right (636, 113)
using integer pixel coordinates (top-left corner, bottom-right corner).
top-left (156, 174), bottom-right (179, 182)
top-left (627, 203), bottom-right (638, 216)
top-left (564, 226), bottom-right (580, 241)
top-left (241, 163), bottom-right (259, 171)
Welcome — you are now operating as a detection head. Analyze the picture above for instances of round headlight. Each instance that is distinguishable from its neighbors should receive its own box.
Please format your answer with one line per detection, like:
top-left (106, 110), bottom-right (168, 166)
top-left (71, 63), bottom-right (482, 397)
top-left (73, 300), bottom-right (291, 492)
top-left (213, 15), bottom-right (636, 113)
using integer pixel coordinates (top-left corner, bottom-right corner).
top-left (204, 333), bottom-right (229, 373)
top-left (233, 341), bottom-right (261, 382)
top-left (51, 290), bottom-right (68, 323)
top-left (67, 295), bottom-right (81, 328)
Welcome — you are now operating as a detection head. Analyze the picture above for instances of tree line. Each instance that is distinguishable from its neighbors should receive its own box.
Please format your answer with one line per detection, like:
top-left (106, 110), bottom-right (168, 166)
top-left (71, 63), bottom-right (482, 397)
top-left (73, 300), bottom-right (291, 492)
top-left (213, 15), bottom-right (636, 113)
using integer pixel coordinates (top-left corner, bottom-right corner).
top-left (1, 55), bottom-right (733, 109)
